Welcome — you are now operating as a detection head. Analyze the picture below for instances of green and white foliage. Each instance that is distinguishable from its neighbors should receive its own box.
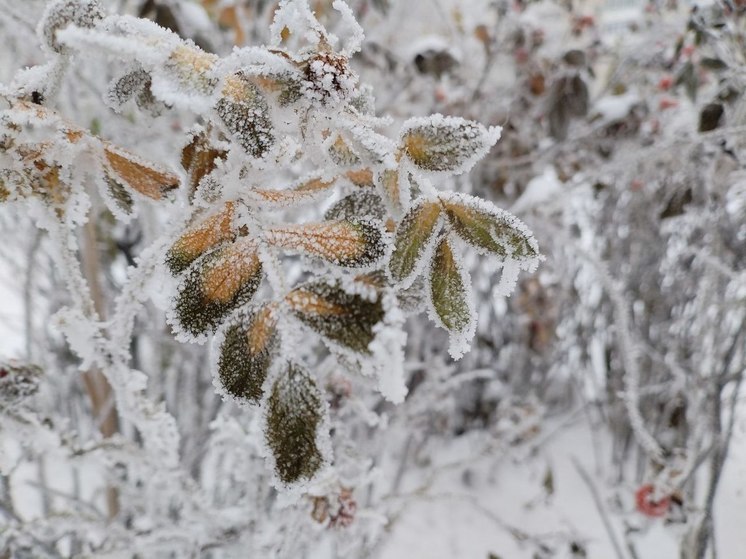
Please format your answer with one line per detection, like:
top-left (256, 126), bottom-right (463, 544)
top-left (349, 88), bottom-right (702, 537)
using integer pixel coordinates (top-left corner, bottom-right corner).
top-left (0, 0), bottom-right (538, 491)
top-left (0, 0), bottom-right (548, 554)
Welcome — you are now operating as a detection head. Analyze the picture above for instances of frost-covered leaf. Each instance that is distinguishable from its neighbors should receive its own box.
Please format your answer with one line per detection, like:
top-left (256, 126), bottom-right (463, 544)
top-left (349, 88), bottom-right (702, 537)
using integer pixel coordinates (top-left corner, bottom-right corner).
top-left (103, 145), bottom-right (179, 200)
top-left (38, 0), bottom-right (104, 53)
top-left (245, 175), bottom-right (337, 207)
top-left (170, 238), bottom-right (262, 340)
top-left (165, 202), bottom-right (236, 275)
top-left (377, 168), bottom-right (403, 215)
top-left (324, 189), bottom-right (385, 222)
top-left (106, 67), bottom-right (163, 115)
top-left (102, 168), bottom-right (134, 216)
top-left (388, 199), bottom-right (442, 285)
top-left (267, 218), bottom-right (386, 268)
top-left (164, 45), bottom-right (219, 95)
top-left (214, 305), bottom-right (277, 405)
top-left (428, 236), bottom-right (475, 358)
top-left (344, 168), bottom-right (374, 187)
top-left (285, 281), bottom-right (385, 354)
top-left (180, 130), bottom-right (227, 197)
top-left (0, 360), bottom-right (43, 410)
top-left (440, 193), bottom-right (539, 260)
top-left (250, 72), bottom-right (303, 106)
top-left (216, 72), bottom-right (274, 158)
top-left (400, 115), bottom-right (500, 174)
top-left (328, 135), bottom-right (360, 167)
top-left (265, 362), bottom-right (327, 485)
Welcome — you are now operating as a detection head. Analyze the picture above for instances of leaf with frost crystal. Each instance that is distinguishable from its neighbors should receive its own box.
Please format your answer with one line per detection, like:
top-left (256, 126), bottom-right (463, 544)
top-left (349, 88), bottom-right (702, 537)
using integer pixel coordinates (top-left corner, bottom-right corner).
top-left (345, 168), bottom-right (374, 187)
top-left (165, 202), bottom-right (236, 275)
top-left (164, 45), bottom-right (219, 95)
top-left (102, 168), bottom-right (134, 216)
top-left (181, 131), bottom-right (227, 198)
top-left (170, 238), bottom-right (262, 340)
top-left (103, 145), bottom-right (179, 200)
top-left (440, 193), bottom-right (539, 260)
top-left (249, 72), bottom-right (303, 106)
top-left (324, 189), bottom-right (386, 222)
top-left (265, 363), bottom-right (327, 485)
top-left (328, 135), bottom-right (361, 167)
top-left (388, 199), bottom-right (442, 286)
top-left (400, 115), bottom-right (500, 174)
top-left (285, 281), bottom-right (385, 354)
top-left (214, 305), bottom-right (277, 404)
top-left (38, 0), bottom-right (104, 53)
top-left (377, 168), bottom-right (403, 215)
top-left (267, 219), bottom-right (386, 269)
top-left (216, 72), bottom-right (274, 158)
top-left (245, 175), bottom-right (337, 207)
top-left (429, 236), bottom-right (475, 356)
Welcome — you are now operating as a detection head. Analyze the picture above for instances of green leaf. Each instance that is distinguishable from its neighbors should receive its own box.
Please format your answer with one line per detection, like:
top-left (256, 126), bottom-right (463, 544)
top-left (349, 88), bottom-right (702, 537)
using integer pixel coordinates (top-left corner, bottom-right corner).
top-left (265, 363), bottom-right (327, 485)
top-left (103, 168), bottom-right (134, 216)
top-left (214, 305), bottom-right (277, 404)
top-left (217, 72), bottom-right (274, 158)
top-left (440, 193), bottom-right (538, 260)
top-left (170, 238), bottom-right (262, 340)
top-left (388, 199), bottom-right (442, 285)
top-left (286, 281), bottom-right (385, 354)
top-left (429, 236), bottom-right (472, 334)
top-left (324, 189), bottom-right (386, 222)
top-left (400, 115), bottom-right (499, 173)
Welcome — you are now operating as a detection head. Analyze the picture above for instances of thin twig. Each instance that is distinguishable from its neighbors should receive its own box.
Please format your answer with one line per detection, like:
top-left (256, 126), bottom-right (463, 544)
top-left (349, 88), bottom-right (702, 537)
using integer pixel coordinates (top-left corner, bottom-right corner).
top-left (572, 457), bottom-right (628, 559)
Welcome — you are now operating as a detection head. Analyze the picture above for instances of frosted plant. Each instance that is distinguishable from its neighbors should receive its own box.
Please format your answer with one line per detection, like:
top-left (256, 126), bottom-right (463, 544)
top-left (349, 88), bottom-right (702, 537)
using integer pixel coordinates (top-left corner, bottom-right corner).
top-left (0, 0), bottom-right (539, 494)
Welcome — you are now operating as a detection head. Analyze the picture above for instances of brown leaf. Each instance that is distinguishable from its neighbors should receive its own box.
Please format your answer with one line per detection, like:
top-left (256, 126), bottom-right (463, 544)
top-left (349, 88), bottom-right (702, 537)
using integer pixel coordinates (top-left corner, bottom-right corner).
top-left (104, 145), bottom-right (179, 200)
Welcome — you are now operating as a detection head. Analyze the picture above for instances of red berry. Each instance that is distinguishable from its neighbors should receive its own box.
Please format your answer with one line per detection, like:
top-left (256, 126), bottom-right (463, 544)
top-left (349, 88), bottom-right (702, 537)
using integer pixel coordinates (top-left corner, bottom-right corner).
top-left (636, 484), bottom-right (671, 517)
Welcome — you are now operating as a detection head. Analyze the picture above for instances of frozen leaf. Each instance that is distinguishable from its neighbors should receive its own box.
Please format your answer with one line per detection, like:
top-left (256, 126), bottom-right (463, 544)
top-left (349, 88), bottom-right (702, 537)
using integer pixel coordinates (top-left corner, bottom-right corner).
top-left (216, 72), bottom-right (274, 158)
top-left (440, 193), bottom-right (539, 260)
top-left (170, 238), bottom-right (262, 340)
top-left (249, 72), bottom-right (303, 106)
top-left (102, 168), bottom-right (134, 216)
top-left (245, 175), bottom-right (337, 207)
top-left (344, 168), bottom-right (374, 187)
top-left (285, 281), bottom-right (385, 354)
top-left (397, 277), bottom-right (427, 313)
top-left (377, 168), bottom-right (403, 215)
top-left (38, 0), bottom-right (104, 53)
top-left (0, 360), bottom-right (42, 410)
top-left (324, 189), bottom-right (385, 222)
top-left (265, 362), bottom-right (327, 485)
top-left (328, 135), bottom-right (361, 167)
top-left (181, 130), bottom-right (227, 197)
top-left (214, 305), bottom-right (277, 404)
top-left (267, 218), bottom-right (386, 268)
top-left (400, 114), bottom-right (500, 174)
top-left (103, 145), bottom-right (179, 200)
top-left (165, 202), bottom-right (236, 275)
top-left (164, 44), bottom-right (219, 95)
top-left (106, 67), bottom-right (163, 115)
top-left (429, 236), bottom-right (475, 357)
top-left (388, 199), bottom-right (442, 286)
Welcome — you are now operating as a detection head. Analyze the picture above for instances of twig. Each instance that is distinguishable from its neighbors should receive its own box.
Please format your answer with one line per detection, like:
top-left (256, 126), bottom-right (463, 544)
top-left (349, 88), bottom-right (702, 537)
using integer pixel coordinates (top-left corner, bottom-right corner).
top-left (572, 456), bottom-right (628, 559)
